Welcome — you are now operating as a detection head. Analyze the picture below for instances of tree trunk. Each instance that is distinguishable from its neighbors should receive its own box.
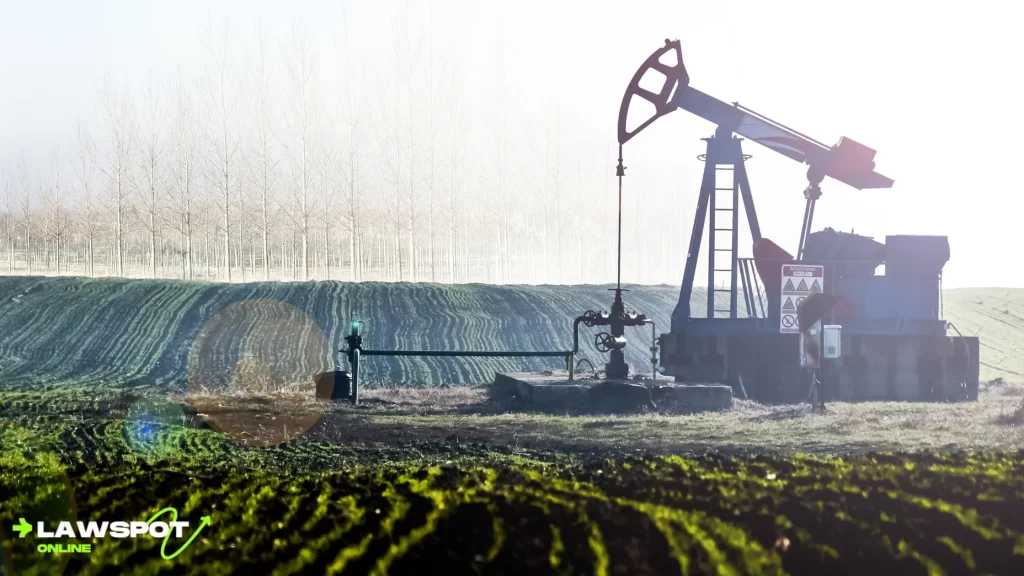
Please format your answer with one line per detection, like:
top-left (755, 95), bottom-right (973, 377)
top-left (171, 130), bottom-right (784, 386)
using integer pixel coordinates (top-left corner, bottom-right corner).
top-left (223, 211), bottom-right (231, 282)
top-left (262, 191), bottom-right (269, 281)
top-left (180, 226), bottom-right (186, 279)
top-left (26, 219), bottom-right (32, 274)
top-left (249, 233), bottom-right (255, 284)
top-left (280, 230), bottom-right (286, 281)
top-left (301, 226), bottom-right (308, 281)
top-left (238, 220), bottom-right (245, 282)
top-left (324, 220), bottom-right (330, 281)
top-left (428, 167), bottom-right (435, 283)
top-left (87, 233), bottom-right (93, 277)
top-left (185, 211), bottom-right (193, 280)
top-left (204, 231), bottom-right (210, 279)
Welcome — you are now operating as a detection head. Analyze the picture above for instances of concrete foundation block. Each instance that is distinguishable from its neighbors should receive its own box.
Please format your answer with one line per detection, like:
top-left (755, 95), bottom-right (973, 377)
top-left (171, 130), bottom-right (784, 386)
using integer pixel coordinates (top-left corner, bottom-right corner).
top-left (527, 382), bottom-right (589, 409)
top-left (492, 373), bottom-right (733, 414)
top-left (588, 381), bottom-right (656, 413)
top-left (651, 384), bottom-right (733, 412)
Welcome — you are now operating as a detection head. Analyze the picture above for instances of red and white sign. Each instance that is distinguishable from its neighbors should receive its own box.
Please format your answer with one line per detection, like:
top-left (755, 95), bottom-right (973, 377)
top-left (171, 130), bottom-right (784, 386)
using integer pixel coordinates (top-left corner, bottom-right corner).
top-left (780, 264), bottom-right (824, 334)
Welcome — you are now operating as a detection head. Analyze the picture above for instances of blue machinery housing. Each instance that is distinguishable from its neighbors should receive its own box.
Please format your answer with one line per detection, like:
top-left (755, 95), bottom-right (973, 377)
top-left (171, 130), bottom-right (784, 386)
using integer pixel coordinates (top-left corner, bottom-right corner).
top-left (660, 231), bottom-right (978, 403)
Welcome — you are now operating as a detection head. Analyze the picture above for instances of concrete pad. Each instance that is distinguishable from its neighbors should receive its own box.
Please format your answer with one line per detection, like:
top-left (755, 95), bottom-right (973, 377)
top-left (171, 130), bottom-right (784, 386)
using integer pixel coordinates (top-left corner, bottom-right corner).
top-left (527, 383), bottom-right (589, 409)
top-left (588, 381), bottom-right (656, 414)
top-left (651, 384), bottom-right (733, 412)
top-left (491, 372), bottom-right (525, 400)
top-left (492, 372), bottom-right (587, 410)
top-left (492, 372), bottom-right (732, 414)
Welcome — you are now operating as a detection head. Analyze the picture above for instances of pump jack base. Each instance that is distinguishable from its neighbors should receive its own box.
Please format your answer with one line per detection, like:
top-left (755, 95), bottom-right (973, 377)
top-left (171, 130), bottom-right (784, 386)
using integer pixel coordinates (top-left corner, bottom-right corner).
top-left (492, 372), bottom-right (733, 414)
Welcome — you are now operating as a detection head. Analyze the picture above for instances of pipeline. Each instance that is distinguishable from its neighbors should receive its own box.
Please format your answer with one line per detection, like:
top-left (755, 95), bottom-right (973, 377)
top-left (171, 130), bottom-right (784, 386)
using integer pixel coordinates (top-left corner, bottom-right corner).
top-left (343, 312), bottom-right (659, 403)
top-left (345, 318), bottom-right (584, 404)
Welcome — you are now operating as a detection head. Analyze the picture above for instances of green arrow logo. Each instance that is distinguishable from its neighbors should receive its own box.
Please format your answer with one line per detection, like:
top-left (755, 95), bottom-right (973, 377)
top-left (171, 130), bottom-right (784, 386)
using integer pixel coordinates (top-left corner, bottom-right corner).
top-left (12, 518), bottom-right (32, 538)
top-left (145, 508), bottom-right (211, 560)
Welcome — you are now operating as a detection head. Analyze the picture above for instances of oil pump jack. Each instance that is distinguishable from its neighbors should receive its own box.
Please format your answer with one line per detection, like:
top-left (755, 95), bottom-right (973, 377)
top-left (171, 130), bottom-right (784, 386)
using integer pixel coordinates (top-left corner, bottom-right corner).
top-left (614, 39), bottom-right (979, 403)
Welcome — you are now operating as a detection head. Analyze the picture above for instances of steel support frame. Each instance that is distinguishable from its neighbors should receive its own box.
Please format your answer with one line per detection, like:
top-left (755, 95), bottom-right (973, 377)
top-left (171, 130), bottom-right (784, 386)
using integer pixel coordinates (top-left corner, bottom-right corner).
top-left (671, 128), bottom-right (762, 333)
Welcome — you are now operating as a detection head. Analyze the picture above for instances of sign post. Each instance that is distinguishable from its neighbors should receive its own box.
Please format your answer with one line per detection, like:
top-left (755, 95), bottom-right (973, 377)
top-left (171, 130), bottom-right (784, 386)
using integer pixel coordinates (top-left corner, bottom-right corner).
top-left (780, 264), bottom-right (824, 334)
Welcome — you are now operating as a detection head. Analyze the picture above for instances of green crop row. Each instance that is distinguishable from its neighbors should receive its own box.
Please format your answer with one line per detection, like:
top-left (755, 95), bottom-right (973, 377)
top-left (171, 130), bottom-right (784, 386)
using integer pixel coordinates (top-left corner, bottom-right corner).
top-left (3, 415), bottom-right (1024, 575)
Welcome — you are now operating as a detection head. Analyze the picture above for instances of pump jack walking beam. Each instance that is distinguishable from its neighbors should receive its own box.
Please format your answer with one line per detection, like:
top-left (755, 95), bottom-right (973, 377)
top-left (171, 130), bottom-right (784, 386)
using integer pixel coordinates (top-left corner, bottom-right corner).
top-left (618, 40), bottom-right (893, 192)
top-left (616, 39), bottom-right (893, 327)
top-left (617, 40), bottom-right (893, 245)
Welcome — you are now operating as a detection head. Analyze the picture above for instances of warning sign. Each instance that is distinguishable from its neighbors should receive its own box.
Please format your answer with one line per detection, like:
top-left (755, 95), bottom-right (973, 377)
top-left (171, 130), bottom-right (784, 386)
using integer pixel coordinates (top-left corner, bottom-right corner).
top-left (779, 264), bottom-right (824, 333)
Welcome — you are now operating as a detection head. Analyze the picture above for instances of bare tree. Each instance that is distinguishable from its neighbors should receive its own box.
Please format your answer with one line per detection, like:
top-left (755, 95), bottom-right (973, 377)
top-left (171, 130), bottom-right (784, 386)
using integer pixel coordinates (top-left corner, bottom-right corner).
top-left (424, 5), bottom-right (441, 282)
top-left (94, 73), bottom-right (135, 277)
top-left (17, 157), bottom-right (35, 274)
top-left (337, 6), bottom-right (366, 282)
top-left (335, 2), bottom-right (368, 280)
top-left (167, 70), bottom-right (199, 280)
top-left (247, 22), bottom-right (280, 281)
top-left (284, 20), bottom-right (318, 281)
top-left (41, 151), bottom-right (69, 275)
top-left (546, 112), bottom-right (565, 284)
top-left (233, 155), bottom-right (249, 281)
top-left (444, 57), bottom-right (464, 284)
top-left (376, 59), bottom-right (403, 281)
top-left (480, 29), bottom-right (512, 284)
top-left (3, 170), bottom-right (14, 272)
top-left (201, 14), bottom-right (240, 281)
top-left (73, 120), bottom-right (98, 276)
top-left (341, 128), bottom-right (364, 282)
top-left (314, 124), bottom-right (338, 281)
top-left (135, 73), bottom-right (165, 278)
top-left (575, 152), bottom-right (584, 283)
top-left (400, 4), bottom-right (421, 282)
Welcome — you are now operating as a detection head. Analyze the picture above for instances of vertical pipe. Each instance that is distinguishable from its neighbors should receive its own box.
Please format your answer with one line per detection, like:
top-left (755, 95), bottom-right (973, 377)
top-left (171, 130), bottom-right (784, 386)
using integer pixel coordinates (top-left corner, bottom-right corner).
top-left (351, 348), bottom-right (360, 405)
top-left (616, 145), bottom-right (624, 291)
top-left (649, 321), bottom-right (658, 380)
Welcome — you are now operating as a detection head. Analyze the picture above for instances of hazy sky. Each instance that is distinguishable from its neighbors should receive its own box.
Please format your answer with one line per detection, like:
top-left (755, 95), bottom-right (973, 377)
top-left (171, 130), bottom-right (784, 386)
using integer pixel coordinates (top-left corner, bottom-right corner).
top-left (2, 0), bottom-right (1021, 288)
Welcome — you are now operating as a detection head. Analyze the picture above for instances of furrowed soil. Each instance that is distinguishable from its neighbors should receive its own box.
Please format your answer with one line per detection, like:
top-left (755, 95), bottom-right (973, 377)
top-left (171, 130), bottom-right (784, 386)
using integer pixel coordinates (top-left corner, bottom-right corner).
top-left (4, 388), bottom-right (1024, 575)
top-left (4, 276), bottom-right (1024, 574)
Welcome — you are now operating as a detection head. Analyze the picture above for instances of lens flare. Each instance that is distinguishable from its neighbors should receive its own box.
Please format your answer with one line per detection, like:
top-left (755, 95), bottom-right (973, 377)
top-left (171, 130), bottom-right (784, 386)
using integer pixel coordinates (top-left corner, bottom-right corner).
top-left (124, 395), bottom-right (187, 458)
top-left (186, 299), bottom-right (331, 447)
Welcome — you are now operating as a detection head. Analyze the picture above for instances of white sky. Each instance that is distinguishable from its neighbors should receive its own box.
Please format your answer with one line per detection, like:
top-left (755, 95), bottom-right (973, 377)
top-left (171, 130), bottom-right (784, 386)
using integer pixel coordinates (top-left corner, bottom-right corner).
top-left (1, 0), bottom-right (1021, 288)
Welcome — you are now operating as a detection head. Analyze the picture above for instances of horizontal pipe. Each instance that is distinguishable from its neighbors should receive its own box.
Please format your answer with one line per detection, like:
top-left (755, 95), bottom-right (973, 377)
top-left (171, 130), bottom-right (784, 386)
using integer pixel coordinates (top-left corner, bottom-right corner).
top-left (359, 349), bottom-right (571, 358)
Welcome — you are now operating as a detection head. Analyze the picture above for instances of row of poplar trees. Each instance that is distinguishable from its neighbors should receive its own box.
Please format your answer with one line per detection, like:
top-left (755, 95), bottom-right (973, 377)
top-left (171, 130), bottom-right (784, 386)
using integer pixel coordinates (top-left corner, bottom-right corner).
top-left (1, 15), bottom-right (626, 286)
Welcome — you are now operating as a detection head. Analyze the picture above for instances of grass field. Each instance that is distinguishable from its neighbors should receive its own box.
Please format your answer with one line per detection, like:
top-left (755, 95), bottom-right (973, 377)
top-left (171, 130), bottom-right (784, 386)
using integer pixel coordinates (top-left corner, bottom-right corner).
top-left (3, 276), bottom-right (1024, 574)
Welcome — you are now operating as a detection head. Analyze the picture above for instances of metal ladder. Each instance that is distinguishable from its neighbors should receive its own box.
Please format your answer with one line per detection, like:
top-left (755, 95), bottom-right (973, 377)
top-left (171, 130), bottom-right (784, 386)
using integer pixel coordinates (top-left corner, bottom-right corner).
top-left (707, 163), bottom-right (740, 318)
